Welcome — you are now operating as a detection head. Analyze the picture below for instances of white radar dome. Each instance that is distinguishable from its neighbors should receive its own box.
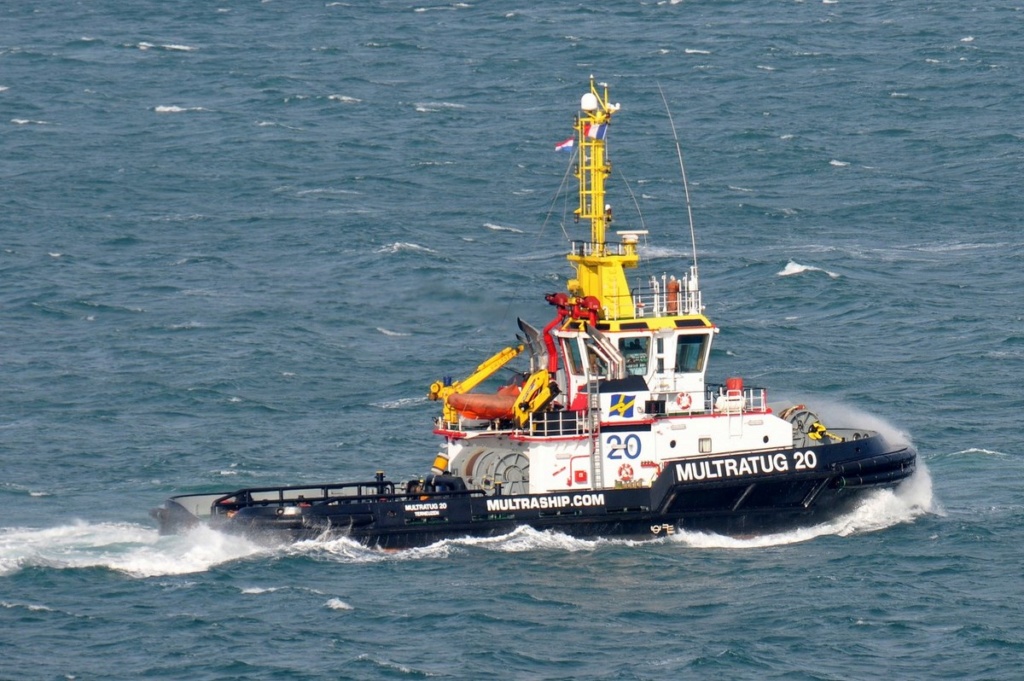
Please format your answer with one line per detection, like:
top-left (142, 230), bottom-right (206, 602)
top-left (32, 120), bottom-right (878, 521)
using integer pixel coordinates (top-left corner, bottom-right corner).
top-left (580, 92), bottom-right (599, 112)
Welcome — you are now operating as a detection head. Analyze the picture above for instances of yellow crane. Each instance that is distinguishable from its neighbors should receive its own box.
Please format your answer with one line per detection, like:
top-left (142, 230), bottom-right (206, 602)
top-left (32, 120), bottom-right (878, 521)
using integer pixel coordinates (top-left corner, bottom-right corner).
top-left (428, 344), bottom-right (524, 424)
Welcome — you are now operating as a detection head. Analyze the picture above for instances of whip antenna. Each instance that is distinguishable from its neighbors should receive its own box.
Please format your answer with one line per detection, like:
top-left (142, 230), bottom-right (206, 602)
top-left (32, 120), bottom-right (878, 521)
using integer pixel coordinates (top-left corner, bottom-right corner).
top-left (658, 82), bottom-right (699, 277)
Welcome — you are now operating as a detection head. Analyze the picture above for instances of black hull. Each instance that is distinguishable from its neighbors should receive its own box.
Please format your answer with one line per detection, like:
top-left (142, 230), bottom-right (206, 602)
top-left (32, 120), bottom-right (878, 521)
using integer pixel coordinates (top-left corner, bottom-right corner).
top-left (152, 437), bottom-right (916, 550)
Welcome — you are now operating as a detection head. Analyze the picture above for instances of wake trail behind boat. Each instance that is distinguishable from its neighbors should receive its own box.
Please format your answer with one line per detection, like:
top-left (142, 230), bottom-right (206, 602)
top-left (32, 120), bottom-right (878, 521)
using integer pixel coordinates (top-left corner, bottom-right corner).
top-left (285, 525), bottom-right (625, 563)
top-left (0, 522), bottom-right (267, 578)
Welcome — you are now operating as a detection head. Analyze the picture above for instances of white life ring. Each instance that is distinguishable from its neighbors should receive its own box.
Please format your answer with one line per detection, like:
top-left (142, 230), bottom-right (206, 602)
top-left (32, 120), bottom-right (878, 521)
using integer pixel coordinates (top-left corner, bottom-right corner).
top-left (675, 392), bottom-right (692, 410)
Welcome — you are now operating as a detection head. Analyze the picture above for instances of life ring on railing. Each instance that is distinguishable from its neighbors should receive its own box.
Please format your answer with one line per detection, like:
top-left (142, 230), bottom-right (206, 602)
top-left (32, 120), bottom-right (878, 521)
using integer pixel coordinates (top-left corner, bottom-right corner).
top-left (675, 392), bottom-right (692, 410)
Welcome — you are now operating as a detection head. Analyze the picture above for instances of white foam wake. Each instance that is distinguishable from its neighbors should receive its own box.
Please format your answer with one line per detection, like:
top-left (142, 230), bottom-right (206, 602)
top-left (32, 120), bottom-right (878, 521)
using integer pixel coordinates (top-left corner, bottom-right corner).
top-left (257, 462), bottom-right (935, 561)
top-left (276, 525), bottom-right (618, 565)
top-left (671, 462), bottom-right (934, 549)
top-left (0, 522), bottom-right (268, 578)
top-left (2, 459), bottom-right (932, 576)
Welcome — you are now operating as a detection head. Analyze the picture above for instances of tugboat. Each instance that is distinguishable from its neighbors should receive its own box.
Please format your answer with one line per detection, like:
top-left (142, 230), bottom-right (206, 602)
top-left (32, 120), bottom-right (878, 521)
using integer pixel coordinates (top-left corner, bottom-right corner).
top-left (152, 78), bottom-right (916, 549)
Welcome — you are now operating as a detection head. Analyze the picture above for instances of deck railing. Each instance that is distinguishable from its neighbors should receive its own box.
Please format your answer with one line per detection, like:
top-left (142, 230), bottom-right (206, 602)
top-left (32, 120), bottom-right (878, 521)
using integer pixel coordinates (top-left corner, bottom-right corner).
top-left (564, 247), bottom-right (704, 319)
top-left (437, 383), bottom-right (768, 436)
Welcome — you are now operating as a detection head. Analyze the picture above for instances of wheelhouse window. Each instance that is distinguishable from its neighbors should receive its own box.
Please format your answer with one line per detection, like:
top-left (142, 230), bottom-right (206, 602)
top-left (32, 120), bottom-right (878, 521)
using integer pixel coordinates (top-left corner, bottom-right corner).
top-left (618, 336), bottom-right (650, 376)
top-left (562, 336), bottom-right (608, 378)
top-left (586, 347), bottom-right (608, 377)
top-left (562, 337), bottom-right (584, 375)
top-left (675, 334), bottom-right (709, 373)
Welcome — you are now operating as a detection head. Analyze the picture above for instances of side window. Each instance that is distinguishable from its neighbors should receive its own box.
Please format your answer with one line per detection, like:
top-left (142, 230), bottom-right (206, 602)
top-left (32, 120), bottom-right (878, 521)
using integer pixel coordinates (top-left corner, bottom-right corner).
top-left (618, 336), bottom-right (650, 376)
top-left (586, 347), bottom-right (608, 377)
top-left (562, 338), bottom-right (583, 375)
top-left (675, 335), bottom-right (708, 373)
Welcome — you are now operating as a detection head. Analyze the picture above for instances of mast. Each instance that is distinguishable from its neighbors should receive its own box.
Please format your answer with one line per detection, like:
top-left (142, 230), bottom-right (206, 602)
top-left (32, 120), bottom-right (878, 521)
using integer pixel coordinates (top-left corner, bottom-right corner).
top-left (566, 77), bottom-right (641, 321)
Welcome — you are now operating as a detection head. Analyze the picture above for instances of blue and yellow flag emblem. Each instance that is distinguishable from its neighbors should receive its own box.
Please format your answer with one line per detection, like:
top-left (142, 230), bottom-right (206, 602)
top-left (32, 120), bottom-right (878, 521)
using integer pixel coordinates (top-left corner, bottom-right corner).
top-left (608, 394), bottom-right (636, 418)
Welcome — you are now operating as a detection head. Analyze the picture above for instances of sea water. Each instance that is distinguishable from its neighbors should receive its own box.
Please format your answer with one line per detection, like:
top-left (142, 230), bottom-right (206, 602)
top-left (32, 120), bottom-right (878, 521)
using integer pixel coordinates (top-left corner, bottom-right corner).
top-left (2, 1), bottom-right (1022, 679)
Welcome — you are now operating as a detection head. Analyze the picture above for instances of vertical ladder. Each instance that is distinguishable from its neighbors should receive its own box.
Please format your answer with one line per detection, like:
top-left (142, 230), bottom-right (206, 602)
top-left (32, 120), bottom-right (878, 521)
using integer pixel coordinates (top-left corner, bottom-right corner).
top-left (588, 373), bottom-right (603, 487)
top-left (723, 387), bottom-right (745, 437)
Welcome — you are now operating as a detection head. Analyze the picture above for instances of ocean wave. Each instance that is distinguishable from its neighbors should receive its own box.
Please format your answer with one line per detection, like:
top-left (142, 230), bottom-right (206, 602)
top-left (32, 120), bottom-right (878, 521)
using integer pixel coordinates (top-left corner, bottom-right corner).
top-left (483, 223), bottom-right (524, 234)
top-left (372, 395), bottom-right (426, 409)
top-left (0, 482), bottom-right (50, 498)
top-left (413, 5), bottom-right (468, 13)
top-left (167, 321), bottom-right (204, 330)
top-left (376, 327), bottom-right (410, 337)
top-left (640, 245), bottom-right (691, 260)
top-left (240, 586), bottom-right (280, 594)
top-left (154, 105), bottom-right (208, 113)
top-left (295, 187), bottom-right (361, 196)
top-left (778, 260), bottom-right (840, 279)
top-left (413, 101), bottom-right (466, 113)
top-left (239, 585), bottom-right (325, 596)
top-left (376, 242), bottom-right (437, 255)
top-left (915, 241), bottom-right (1004, 253)
top-left (133, 42), bottom-right (198, 52)
top-left (256, 120), bottom-right (301, 129)
top-left (1, 600), bottom-right (57, 613)
top-left (934, 447), bottom-right (1008, 459)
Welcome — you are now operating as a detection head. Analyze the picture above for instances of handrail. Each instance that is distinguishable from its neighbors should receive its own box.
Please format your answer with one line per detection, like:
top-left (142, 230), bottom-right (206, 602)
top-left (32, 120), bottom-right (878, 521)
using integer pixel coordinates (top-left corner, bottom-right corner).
top-left (561, 253), bottom-right (704, 320)
top-left (209, 479), bottom-right (485, 512)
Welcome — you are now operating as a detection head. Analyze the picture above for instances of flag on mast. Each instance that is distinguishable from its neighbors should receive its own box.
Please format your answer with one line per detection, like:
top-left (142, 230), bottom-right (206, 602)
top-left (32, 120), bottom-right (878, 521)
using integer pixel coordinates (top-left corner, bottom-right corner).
top-left (584, 122), bottom-right (608, 140)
